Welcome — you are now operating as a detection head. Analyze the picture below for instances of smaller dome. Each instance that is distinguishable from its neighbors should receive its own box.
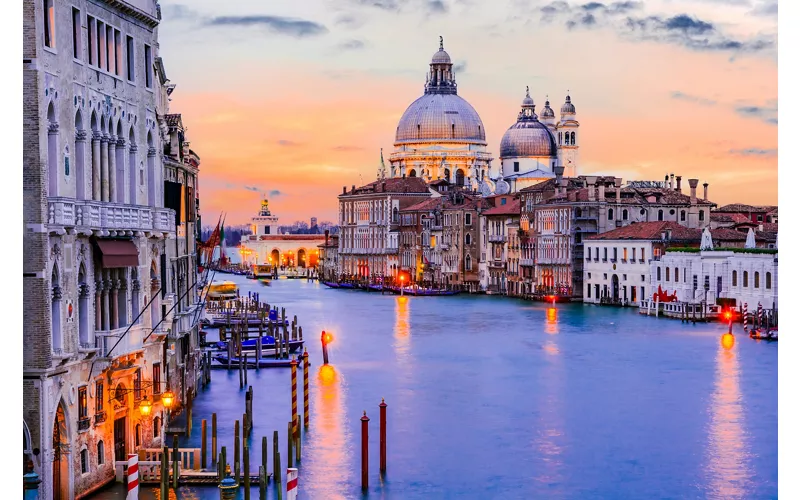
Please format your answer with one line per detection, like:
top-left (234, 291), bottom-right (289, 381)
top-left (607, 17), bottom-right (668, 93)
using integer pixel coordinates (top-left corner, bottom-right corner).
top-left (522, 86), bottom-right (534, 107)
top-left (561, 95), bottom-right (576, 115)
top-left (541, 99), bottom-right (555, 119)
top-left (432, 36), bottom-right (451, 64)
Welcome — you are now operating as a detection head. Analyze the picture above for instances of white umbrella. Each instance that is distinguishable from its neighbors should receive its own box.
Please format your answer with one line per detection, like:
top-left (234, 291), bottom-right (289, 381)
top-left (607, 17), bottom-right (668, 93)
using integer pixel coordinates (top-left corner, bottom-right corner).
top-left (700, 227), bottom-right (714, 250)
top-left (745, 228), bottom-right (756, 249)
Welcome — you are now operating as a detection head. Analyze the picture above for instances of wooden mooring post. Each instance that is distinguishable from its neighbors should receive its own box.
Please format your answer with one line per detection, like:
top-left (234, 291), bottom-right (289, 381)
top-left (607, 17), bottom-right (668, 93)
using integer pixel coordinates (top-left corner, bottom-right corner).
top-left (287, 421), bottom-right (294, 468)
top-left (212, 412), bottom-right (218, 466)
top-left (361, 411), bottom-right (370, 490)
top-left (275, 451), bottom-right (283, 500)
top-left (172, 435), bottom-right (179, 489)
top-left (201, 419), bottom-right (208, 469)
top-left (160, 445), bottom-right (168, 498)
top-left (243, 442), bottom-right (251, 500)
top-left (273, 430), bottom-right (281, 487)
top-left (260, 436), bottom-right (268, 497)
top-left (380, 398), bottom-right (387, 474)
top-left (234, 420), bottom-right (241, 483)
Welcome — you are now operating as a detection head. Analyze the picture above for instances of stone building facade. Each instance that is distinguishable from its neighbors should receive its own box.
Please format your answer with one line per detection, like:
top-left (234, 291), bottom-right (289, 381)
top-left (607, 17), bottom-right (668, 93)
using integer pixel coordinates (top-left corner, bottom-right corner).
top-left (22, 1), bottom-right (201, 498)
top-left (317, 233), bottom-right (339, 281)
top-left (480, 195), bottom-right (519, 293)
top-left (337, 177), bottom-right (433, 281)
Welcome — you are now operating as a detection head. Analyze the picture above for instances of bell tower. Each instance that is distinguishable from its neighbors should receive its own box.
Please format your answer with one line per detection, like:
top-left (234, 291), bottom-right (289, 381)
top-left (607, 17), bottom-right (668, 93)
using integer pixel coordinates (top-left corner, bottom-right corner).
top-left (556, 94), bottom-right (580, 177)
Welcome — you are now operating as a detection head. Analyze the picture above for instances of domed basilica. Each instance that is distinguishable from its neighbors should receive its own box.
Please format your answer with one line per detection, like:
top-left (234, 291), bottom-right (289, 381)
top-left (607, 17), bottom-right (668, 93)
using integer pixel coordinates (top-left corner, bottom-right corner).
top-left (387, 38), bottom-right (580, 194)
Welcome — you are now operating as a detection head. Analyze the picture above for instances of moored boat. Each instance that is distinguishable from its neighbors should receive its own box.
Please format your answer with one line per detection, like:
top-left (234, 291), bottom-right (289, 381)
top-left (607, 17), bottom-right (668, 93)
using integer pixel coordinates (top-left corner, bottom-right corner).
top-left (213, 354), bottom-right (297, 368)
top-left (204, 281), bottom-right (239, 301)
top-left (214, 336), bottom-right (304, 353)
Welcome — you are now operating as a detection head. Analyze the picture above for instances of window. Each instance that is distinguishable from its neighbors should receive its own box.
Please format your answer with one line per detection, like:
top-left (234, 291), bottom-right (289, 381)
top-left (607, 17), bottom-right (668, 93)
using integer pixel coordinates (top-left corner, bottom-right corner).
top-left (623, 248), bottom-right (628, 260)
top-left (126, 36), bottom-right (135, 81)
top-left (571, 132), bottom-right (575, 145)
top-left (465, 234), bottom-right (472, 245)
top-left (641, 275), bottom-right (645, 282)
top-left (78, 386), bottom-right (88, 419)
top-left (144, 44), bottom-right (153, 88)
top-left (95, 381), bottom-right (104, 412)
top-left (80, 449), bottom-right (89, 474)
top-left (72, 8), bottom-right (81, 59)
top-left (97, 441), bottom-right (105, 465)
top-left (766, 272), bottom-right (772, 289)
top-left (755, 272), bottom-right (760, 288)
top-left (500, 198), bottom-right (507, 205)
top-left (588, 273), bottom-right (592, 279)
top-left (513, 161), bottom-right (519, 172)
top-left (154, 416), bottom-right (161, 438)
top-left (44, 0), bottom-right (55, 49)
top-left (641, 248), bottom-right (645, 261)
top-left (608, 209), bottom-right (613, 220)
top-left (465, 213), bottom-right (472, 225)
top-left (622, 209), bottom-right (628, 220)
top-left (699, 210), bottom-right (705, 221)
top-left (658, 209), bottom-right (664, 221)
top-left (657, 267), bottom-right (661, 280)
top-left (743, 271), bottom-right (748, 287)
top-left (135, 424), bottom-right (142, 447)
top-left (732, 270), bottom-right (737, 286)
top-left (675, 267), bottom-right (679, 282)
top-left (757, 214), bottom-right (763, 222)
top-left (587, 284), bottom-right (591, 298)
top-left (114, 29), bottom-right (122, 76)
top-left (88, 17), bottom-right (95, 65)
top-left (603, 248), bottom-right (607, 260)
top-left (613, 248), bottom-right (617, 261)
top-left (559, 132), bottom-right (562, 145)
top-left (704, 276), bottom-right (710, 290)
top-left (465, 255), bottom-right (472, 271)
top-left (595, 247), bottom-right (599, 260)
top-left (134, 369), bottom-right (142, 401)
top-left (693, 275), bottom-right (698, 290)
top-left (666, 267), bottom-right (670, 281)
top-left (680, 210), bottom-right (686, 222)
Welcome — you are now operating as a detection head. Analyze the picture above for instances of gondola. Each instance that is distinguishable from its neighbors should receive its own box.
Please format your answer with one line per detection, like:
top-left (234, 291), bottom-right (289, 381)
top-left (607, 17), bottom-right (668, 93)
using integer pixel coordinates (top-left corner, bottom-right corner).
top-left (322, 282), bottom-right (340, 288)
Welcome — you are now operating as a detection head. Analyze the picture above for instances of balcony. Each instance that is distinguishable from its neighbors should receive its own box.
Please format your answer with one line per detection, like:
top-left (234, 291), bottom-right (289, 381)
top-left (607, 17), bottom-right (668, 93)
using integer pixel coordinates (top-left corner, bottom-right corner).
top-left (78, 418), bottom-right (91, 432)
top-left (488, 234), bottom-right (507, 243)
top-left (47, 197), bottom-right (176, 235)
top-left (95, 324), bottom-right (148, 358)
top-left (94, 412), bottom-right (107, 425)
top-left (520, 258), bottom-right (534, 267)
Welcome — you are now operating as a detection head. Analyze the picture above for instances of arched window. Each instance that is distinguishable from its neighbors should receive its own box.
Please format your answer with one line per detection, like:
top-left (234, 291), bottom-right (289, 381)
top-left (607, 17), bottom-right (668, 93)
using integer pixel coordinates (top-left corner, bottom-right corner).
top-left (766, 272), bottom-right (772, 289)
top-left (732, 270), bottom-right (737, 286)
top-left (666, 267), bottom-right (670, 281)
top-left (675, 267), bottom-right (679, 282)
top-left (456, 169), bottom-right (465, 186)
top-left (392, 207), bottom-right (399, 223)
top-left (51, 265), bottom-right (62, 353)
top-left (743, 271), bottom-right (749, 287)
top-left (128, 127), bottom-right (137, 204)
top-left (130, 267), bottom-right (140, 324)
top-left (135, 424), bottom-right (142, 447)
top-left (622, 209), bottom-right (628, 220)
top-left (408, 169), bottom-right (417, 177)
top-left (657, 267), bottom-right (661, 281)
top-left (465, 233), bottom-right (472, 245)
top-left (465, 254), bottom-right (472, 271)
top-left (658, 209), bottom-right (664, 221)
top-left (80, 448), bottom-right (89, 474)
top-left (570, 132), bottom-right (575, 145)
top-left (754, 272), bottom-right (760, 288)
top-left (608, 209), bottom-right (614, 220)
top-left (97, 441), bottom-right (105, 465)
top-left (153, 416), bottom-right (161, 438)
top-left (444, 168), bottom-right (450, 181)
top-left (115, 121), bottom-right (125, 203)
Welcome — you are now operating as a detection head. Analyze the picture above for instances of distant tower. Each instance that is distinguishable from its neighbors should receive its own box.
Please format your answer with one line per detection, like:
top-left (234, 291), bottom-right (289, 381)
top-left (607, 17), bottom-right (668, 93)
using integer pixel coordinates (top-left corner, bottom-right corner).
top-left (377, 148), bottom-right (387, 181)
top-left (556, 93), bottom-right (580, 177)
top-left (310, 217), bottom-right (318, 228)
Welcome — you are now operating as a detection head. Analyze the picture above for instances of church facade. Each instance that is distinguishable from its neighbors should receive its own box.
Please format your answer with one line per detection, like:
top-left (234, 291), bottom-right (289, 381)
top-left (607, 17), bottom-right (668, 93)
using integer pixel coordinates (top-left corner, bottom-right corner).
top-left (240, 199), bottom-right (325, 268)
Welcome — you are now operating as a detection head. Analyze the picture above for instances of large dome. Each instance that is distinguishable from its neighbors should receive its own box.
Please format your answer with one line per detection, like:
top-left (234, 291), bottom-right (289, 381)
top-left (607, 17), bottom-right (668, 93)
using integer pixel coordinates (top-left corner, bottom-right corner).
top-left (395, 93), bottom-right (487, 145)
top-left (500, 89), bottom-right (557, 158)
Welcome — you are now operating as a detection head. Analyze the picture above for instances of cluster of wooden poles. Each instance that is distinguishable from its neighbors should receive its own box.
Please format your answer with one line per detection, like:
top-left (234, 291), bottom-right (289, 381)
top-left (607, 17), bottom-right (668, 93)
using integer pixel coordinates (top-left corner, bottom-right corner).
top-left (359, 399), bottom-right (389, 491)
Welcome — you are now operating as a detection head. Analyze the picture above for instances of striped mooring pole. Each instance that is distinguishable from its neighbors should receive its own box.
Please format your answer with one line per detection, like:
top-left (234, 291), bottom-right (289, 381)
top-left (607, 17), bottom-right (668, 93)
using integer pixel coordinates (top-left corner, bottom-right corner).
top-left (291, 356), bottom-right (299, 441)
top-left (743, 302), bottom-right (748, 331)
top-left (757, 302), bottom-right (764, 330)
top-left (302, 349), bottom-right (310, 429)
top-left (286, 468), bottom-right (299, 500)
top-left (126, 454), bottom-right (139, 500)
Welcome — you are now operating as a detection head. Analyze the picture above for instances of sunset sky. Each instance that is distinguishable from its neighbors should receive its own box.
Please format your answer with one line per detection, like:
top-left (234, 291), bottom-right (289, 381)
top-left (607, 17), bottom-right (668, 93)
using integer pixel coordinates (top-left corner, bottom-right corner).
top-left (156, 0), bottom-right (778, 226)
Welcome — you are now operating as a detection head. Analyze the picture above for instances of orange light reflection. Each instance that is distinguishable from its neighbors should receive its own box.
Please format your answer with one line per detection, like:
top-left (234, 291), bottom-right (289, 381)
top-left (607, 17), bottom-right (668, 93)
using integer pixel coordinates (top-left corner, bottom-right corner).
top-left (534, 306), bottom-right (563, 486)
top-left (545, 307), bottom-right (558, 335)
top-left (394, 296), bottom-right (410, 359)
top-left (706, 339), bottom-right (751, 498)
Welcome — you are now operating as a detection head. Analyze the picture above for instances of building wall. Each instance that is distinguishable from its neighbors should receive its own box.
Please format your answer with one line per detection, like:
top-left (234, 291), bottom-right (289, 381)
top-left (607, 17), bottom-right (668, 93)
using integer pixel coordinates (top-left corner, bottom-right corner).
top-left (583, 240), bottom-right (654, 306)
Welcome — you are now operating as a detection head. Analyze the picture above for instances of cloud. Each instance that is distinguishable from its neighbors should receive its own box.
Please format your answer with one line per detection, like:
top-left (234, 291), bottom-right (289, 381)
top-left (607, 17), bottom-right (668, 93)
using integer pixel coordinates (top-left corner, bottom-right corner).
top-left (538, 1), bottom-right (773, 54)
top-left (354, 0), bottom-right (402, 10)
top-left (427, 0), bottom-right (448, 13)
top-left (670, 91), bottom-right (717, 106)
top-left (453, 60), bottom-right (467, 73)
top-left (332, 145), bottom-right (366, 151)
top-left (161, 3), bottom-right (199, 21)
top-left (278, 139), bottom-right (300, 146)
top-left (337, 39), bottom-right (368, 51)
top-left (335, 14), bottom-right (365, 29)
top-left (750, 1), bottom-right (778, 16)
top-left (735, 105), bottom-right (778, 125)
top-left (206, 15), bottom-right (328, 37)
top-left (728, 148), bottom-right (778, 157)
top-left (244, 185), bottom-right (260, 192)
top-left (269, 190), bottom-right (283, 197)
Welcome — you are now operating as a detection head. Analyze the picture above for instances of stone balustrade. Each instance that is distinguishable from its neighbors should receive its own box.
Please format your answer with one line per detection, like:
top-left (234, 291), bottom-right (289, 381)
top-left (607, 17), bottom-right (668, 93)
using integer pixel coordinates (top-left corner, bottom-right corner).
top-left (47, 197), bottom-right (176, 234)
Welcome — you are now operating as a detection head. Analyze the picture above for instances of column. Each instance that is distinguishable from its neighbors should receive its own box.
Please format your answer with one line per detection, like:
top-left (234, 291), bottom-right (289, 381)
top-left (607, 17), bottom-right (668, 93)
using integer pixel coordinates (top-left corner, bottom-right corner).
top-left (108, 135), bottom-right (117, 203)
top-left (103, 272), bottom-right (111, 331)
top-left (110, 275), bottom-right (119, 330)
top-left (75, 130), bottom-right (87, 200)
top-left (101, 135), bottom-right (110, 202)
top-left (117, 278), bottom-right (128, 327)
top-left (116, 138), bottom-right (126, 203)
top-left (95, 280), bottom-right (103, 331)
top-left (92, 132), bottom-right (101, 201)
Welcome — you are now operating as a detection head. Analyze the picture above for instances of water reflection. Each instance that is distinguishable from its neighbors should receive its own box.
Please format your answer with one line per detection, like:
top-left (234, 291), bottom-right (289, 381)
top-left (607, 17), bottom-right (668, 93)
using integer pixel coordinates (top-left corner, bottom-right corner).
top-left (534, 306), bottom-right (564, 488)
top-left (305, 364), bottom-right (350, 500)
top-left (394, 296), bottom-right (411, 360)
top-left (705, 338), bottom-right (751, 499)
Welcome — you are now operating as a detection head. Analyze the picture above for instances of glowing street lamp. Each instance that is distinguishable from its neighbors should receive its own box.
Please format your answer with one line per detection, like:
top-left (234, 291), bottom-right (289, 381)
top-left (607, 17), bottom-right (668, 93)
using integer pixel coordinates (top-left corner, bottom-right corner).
top-left (139, 395), bottom-right (152, 416)
top-left (161, 389), bottom-right (175, 409)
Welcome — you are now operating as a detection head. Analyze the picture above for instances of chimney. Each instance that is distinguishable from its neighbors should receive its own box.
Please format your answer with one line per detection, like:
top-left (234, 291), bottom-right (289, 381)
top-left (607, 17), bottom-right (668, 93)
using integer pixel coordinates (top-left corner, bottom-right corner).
top-left (670, 173), bottom-right (675, 190)
top-left (703, 182), bottom-right (709, 201)
top-left (351, 184), bottom-right (356, 194)
top-left (382, 181), bottom-right (386, 192)
top-left (402, 173), bottom-right (406, 179)
top-left (688, 179), bottom-right (699, 204)
top-left (559, 178), bottom-right (568, 196)
top-left (586, 176), bottom-right (597, 201)
top-left (598, 182), bottom-right (606, 202)
top-left (325, 229), bottom-right (330, 245)
top-left (676, 176), bottom-right (682, 193)
top-left (664, 174), bottom-right (669, 188)
top-left (343, 186), bottom-right (347, 195)
top-left (615, 178), bottom-right (621, 203)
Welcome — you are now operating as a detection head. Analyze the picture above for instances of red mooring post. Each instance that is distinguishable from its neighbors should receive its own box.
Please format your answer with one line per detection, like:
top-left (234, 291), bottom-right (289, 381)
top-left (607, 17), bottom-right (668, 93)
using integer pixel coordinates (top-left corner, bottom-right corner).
top-left (361, 411), bottom-right (370, 491)
top-left (379, 398), bottom-right (387, 474)
top-left (321, 331), bottom-right (329, 365)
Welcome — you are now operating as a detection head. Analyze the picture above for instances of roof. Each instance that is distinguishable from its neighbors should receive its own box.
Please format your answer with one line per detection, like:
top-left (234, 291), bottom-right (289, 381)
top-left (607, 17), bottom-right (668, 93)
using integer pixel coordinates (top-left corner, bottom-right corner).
top-left (711, 213), bottom-right (751, 224)
top-left (715, 203), bottom-right (777, 213)
top-left (483, 199), bottom-right (520, 216)
top-left (587, 221), bottom-right (697, 241)
top-left (343, 177), bottom-right (431, 196)
top-left (402, 198), bottom-right (443, 212)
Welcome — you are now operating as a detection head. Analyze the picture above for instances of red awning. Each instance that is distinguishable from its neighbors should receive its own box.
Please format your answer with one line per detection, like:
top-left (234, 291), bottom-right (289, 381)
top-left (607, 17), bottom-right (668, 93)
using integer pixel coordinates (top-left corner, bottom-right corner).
top-left (95, 239), bottom-right (140, 268)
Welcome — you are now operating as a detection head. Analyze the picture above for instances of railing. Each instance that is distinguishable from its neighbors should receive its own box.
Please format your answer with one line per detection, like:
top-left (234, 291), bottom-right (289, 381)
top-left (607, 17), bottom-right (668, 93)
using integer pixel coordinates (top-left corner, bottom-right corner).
top-left (520, 258), bottom-right (534, 267)
top-left (95, 324), bottom-right (148, 358)
top-left (47, 197), bottom-right (176, 233)
top-left (94, 412), bottom-right (107, 425)
top-left (488, 234), bottom-right (507, 243)
top-left (140, 448), bottom-right (202, 472)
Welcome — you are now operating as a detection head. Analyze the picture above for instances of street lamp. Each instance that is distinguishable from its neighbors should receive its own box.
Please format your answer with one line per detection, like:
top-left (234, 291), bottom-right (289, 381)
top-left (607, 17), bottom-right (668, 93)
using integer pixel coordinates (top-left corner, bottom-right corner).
top-left (139, 395), bottom-right (152, 416)
top-left (161, 389), bottom-right (175, 409)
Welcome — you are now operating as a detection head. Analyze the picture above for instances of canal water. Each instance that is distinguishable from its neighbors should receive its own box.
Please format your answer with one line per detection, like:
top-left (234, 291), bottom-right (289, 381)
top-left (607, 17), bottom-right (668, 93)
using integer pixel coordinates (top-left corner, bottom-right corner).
top-left (93, 275), bottom-right (777, 499)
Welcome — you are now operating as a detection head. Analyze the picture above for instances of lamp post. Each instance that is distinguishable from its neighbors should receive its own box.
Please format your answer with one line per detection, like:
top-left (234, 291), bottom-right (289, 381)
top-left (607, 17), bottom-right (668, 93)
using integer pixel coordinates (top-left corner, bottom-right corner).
top-left (161, 389), bottom-right (175, 442)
